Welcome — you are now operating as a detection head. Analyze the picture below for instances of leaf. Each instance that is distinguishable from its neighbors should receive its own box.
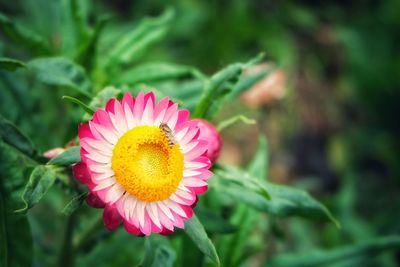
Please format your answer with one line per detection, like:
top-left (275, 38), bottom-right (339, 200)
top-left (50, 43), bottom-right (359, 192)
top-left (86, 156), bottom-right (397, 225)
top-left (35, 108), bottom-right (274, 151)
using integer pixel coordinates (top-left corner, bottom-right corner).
top-left (28, 57), bottom-right (92, 97)
top-left (218, 135), bottom-right (270, 266)
top-left (16, 165), bottom-right (57, 213)
top-left (105, 8), bottom-right (175, 67)
top-left (76, 16), bottom-right (110, 71)
top-left (47, 146), bottom-right (81, 166)
top-left (265, 235), bottom-right (400, 267)
top-left (62, 96), bottom-right (95, 115)
top-left (196, 207), bottom-right (237, 234)
top-left (0, 12), bottom-right (49, 53)
top-left (0, 114), bottom-right (36, 157)
top-left (217, 115), bottom-right (256, 132)
top-left (62, 192), bottom-right (88, 216)
top-left (184, 215), bottom-right (220, 266)
top-left (248, 135), bottom-right (269, 180)
top-left (0, 141), bottom-right (35, 267)
top-left (0, 58), bottom-right (26, 72)
top-left (229, 67), bottom-right (273, 99)
top-left (0, 191), bottom-right (33, 267)
top-left (114, 62), bottom-right (205, 85)
top-left (141, 236), bottom-right (176, 267)
top-left (193, 53), bottom-right (264, 118)
top-left (214, 164), bottom-right (339, 227)
top-left (215, 164), bottom-right (271, 200)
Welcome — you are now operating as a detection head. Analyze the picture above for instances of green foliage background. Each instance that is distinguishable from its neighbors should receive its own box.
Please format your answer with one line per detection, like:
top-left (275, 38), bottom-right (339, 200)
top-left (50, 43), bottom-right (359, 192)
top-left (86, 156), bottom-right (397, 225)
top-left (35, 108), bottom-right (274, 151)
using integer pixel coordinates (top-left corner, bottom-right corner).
top-left (1, 0), bottom-right (400, 266)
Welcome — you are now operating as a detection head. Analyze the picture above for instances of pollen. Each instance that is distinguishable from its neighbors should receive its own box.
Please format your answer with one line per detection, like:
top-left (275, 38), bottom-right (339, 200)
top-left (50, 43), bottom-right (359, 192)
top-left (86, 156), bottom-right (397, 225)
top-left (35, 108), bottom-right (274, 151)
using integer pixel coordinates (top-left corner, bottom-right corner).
top-left (111, 126), bottom-right (184, 202)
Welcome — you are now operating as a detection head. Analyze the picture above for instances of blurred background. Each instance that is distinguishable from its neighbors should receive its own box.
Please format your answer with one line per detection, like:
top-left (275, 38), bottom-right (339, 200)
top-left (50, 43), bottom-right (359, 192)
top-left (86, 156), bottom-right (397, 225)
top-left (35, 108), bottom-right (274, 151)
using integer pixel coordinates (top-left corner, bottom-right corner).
top-left (1, 0), bottom-right (400, 266)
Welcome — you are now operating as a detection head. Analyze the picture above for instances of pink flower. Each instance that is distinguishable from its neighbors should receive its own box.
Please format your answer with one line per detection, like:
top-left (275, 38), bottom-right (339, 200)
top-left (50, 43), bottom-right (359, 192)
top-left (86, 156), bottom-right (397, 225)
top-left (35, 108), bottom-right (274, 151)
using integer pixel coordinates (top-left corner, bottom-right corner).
top-left (73, 92), bottom-right (213, 236)
top-left (192, 119), bottom-right (222, 163)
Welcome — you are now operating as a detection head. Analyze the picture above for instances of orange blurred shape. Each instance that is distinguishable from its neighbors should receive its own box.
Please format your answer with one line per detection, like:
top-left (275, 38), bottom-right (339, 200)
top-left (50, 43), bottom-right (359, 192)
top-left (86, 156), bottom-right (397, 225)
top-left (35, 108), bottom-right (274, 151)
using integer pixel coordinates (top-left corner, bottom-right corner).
top-left (241, 66), bottom-right (287, 108)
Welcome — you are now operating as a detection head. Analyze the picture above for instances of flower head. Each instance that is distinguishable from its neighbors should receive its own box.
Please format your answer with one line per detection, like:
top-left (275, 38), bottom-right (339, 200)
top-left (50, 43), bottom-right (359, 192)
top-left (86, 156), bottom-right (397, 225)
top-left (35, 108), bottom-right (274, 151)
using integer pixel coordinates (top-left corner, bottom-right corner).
top-left (73, 92), bottom-right (213, 235)
top-left (192, 119), bottom-right (222, 163)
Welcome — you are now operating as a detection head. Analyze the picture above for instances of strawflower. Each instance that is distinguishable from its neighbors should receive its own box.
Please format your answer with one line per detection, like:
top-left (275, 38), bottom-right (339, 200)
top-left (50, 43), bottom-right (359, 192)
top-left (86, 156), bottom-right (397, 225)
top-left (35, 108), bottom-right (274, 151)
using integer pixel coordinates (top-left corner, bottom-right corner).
top-left (73, 92), bottom-right (213, 236)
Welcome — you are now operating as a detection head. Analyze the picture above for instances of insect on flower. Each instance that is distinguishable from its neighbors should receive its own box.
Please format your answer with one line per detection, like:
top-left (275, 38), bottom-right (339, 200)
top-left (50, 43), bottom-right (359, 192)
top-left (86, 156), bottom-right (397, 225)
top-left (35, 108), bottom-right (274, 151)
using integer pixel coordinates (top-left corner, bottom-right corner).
top-left (159, 123), bottom-right (177, 148)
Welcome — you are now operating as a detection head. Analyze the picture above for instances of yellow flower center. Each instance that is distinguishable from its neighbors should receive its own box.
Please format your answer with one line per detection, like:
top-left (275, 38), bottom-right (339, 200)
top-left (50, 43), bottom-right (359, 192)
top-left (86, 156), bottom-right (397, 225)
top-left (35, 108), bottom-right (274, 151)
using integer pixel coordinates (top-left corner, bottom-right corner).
top-left (111, 126), bottom-right (184, 202)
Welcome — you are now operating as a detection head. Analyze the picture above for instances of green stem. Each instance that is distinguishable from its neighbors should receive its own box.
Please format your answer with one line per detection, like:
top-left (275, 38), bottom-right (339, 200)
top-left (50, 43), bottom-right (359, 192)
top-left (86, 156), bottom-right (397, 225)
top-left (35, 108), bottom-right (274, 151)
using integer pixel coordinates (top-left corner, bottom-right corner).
top-left (57, 214), bottom-right (76, 267)
top-left (72, 212), bottom-right (104, 254)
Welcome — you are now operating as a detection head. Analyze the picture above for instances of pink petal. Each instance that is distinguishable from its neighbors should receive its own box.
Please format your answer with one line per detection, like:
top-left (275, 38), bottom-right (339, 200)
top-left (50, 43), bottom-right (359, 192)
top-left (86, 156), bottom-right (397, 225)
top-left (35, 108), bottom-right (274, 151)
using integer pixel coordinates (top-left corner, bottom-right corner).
top-left (192, 185), bottom-right (208, 194)
top-left (154, 97), bottom-right (170, 125)
top-left (93, 177), bottom-right (115, 191)
top-left (160, 228), bottom-right (174, 236)
top-left (85, 152), bottom-right (111, 164)
top-left (141, 96), bottom-right (154, 125)
top-left (141, 211), bottom-right (152, 236)
top-left (157, 205), bottom-right (174, 230)
top-left (105, 183), bottom-right (124, 204)
top-left (182, 177), bottom-right (208, 187)
top-left (173, 109), bottom-right (190, 130)
top-left (121, 92), bottom-right (134, 110)
top-left (86, 191), bottom-right (105, 208)
top-left (92, 109), bottom-right (118, 135)
top-left (164, 199), bottom-right (188, 218)
top-left (169, 193), bottom-right (195, 206)
top-left (184, 141), bottom-right (208, 161)
top-left (180, 128), bottom-right (200, 145)
top-left (113, 100), bottom-right (128, 132)
top-left (89, 121), bottom-right (118, 145)
top-left (105, 98), bottom-right (116, 113)
top-left (170, 210), bottom-right (185, 229)
top-left (184, 158), bottom-right (211, 170)
top-left (72, 162), bottom-right (91, 184)
top-left (146, 203), bottom-right (162, 229)
top-left (196, 169), bottom-right (214, 180)
top-left (103, 205), bottom-right (122, 231)
top-left (133, 92), bottom-right (145, 125)
top-left (78, 123), bottom-right (94, 139)
top-left (163, 103), bottom-right (178, 124)
top-left (123, 220), bottom-right (142, 236)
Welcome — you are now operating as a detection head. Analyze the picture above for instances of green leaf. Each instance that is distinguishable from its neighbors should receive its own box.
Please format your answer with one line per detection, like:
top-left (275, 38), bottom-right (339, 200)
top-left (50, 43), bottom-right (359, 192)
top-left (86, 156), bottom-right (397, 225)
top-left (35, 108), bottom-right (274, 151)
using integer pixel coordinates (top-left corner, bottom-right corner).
top-left (76, 16), bottom-right (110, 71)
top-left (215, 164), bottom-right (271, 200)
top-left (62, 96), bottom-right (95, 115)
top-left (62, 192), bottom-right (88, 216)
top-left (193, 53), bottom-right (264, 118)
top-left (214, 164), bottom-right (339, 227)
top-left (0, 191), bottom-right (33, 267)
top-left (114, 62), bottom-right (205, 85)
top-left (196, 207), bottom-right (237, 234)
top-left (0, 141), bottom-right (35, 267)
top-left (105, 8), bottom-right (175, 67)
top-left (248, 135), bottom-right (269, 180)
top-left (47, 146), bottom-right (81, 166)
top-left (184, 215), bottom-right (220, 266)
top-left (229, 67), bottom-right (273, 99)
top-left (0, 12), bottom-right (49, 53)
top-left (141, 236), bottom-right (176, 267)
top-left (217, 115), bottom-right (256, 132)
top-left (28, 57), bottom-right (92, 97)
top-left (16, 165), bottom-right (57, 213)
top-left (0, 114), bottom-right (36, 157)
top-left (0, 58), bottom-right (26, 72)
top-left (265, 235), bottom-right (400, 267)
top-left (217, 136), bottom-right (270, 266)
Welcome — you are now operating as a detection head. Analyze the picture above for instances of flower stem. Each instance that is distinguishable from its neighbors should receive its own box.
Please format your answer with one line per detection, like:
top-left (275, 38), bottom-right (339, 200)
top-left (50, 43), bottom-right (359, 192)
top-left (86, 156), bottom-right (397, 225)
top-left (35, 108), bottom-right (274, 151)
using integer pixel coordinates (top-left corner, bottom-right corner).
top-left (72, 212), bottom-right (104, 254)
top-left (57, 213), bottom-right (76, 267)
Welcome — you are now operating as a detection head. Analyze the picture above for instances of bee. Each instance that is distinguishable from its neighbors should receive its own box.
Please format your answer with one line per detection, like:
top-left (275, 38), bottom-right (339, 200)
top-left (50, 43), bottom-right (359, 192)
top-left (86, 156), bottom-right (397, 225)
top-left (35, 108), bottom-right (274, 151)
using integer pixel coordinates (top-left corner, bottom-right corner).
top-left (159, 123), bottom-right (176, 148)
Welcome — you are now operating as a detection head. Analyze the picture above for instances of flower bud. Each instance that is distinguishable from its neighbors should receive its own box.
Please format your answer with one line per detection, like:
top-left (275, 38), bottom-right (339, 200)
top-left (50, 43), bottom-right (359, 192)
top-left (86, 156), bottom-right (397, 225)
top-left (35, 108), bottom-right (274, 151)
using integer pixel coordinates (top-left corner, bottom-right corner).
top-left (193, 119), bottom-right (222, 163)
